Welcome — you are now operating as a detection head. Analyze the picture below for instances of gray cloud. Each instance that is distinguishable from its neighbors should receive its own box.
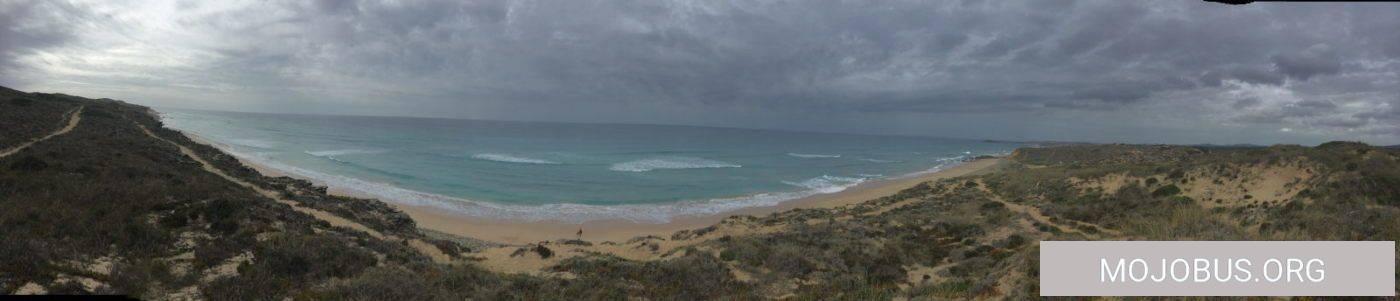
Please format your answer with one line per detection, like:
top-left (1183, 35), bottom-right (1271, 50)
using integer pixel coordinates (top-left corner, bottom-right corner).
top-left (1272, 44), bottom-right (1342, 81)
top-left (2, 0), bottom-right (1399, 145)
top-left (0, 1), bottom-right (86, 72)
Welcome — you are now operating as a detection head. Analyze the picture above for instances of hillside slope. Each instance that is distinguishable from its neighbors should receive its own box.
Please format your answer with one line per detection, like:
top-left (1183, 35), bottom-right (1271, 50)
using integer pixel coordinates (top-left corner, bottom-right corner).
top-left (0, 89), bottom-right (472, 298)
top-left (2, 88), bottom-right (1396, 299)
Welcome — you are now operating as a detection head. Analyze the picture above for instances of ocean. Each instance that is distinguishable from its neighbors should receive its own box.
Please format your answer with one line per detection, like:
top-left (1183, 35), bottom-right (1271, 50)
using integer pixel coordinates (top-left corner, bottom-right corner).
top-left (158, 109), bottom-right (1019, 223)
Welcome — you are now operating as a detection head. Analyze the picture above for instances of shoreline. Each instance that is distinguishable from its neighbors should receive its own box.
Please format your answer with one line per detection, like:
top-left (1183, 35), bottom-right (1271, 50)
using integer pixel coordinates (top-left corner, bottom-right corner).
top-left (396, 157), bottom-right (1000, 244)
top-left (178, 129), bottom-right (1002, 245)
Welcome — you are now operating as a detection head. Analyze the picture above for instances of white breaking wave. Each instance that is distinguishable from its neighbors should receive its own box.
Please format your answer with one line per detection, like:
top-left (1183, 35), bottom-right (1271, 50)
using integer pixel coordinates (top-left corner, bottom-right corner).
top-left (471, 153), bottom-right (560, 164)
top-left (782, 175), bottom-right (868, 194)
top-left (609, 157), bottom-right (741, 172)
top-left (304, 149), bottom-right (383, 157)
top-left (787, 153), bottom-right (842, 158)
top-left (891, 155), bottom-right (968, 179)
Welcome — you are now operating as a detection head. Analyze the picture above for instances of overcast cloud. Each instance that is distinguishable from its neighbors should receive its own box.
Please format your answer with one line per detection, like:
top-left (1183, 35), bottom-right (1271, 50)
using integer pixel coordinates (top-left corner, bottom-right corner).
top-left (2, 0), bottom-right (1398, 145)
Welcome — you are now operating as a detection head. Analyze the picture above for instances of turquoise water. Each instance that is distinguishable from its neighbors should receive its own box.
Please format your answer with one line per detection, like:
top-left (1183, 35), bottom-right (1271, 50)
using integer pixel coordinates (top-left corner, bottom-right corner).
top-left (159, 109), bottom-right (1018, 223)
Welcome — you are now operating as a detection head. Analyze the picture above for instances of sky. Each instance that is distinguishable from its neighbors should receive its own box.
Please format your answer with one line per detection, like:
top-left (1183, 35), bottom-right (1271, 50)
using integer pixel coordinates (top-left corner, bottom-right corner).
top-left (2, 0), bottom-right (1399, 145)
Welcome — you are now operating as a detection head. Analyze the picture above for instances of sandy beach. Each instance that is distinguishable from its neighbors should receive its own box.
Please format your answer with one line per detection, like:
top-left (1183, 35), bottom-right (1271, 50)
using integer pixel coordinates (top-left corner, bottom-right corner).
top-left (182, 129), bottom-right (1001, 245)
top-left (394, 158), bottom-right (1000, 244)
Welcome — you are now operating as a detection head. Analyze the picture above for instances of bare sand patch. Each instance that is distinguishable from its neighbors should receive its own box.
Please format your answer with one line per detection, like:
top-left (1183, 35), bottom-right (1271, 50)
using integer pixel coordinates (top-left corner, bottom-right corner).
top-left (1069, 172), bottom-right (1136, 195)
top-left (1181, 162), bottom-right (1313, 208)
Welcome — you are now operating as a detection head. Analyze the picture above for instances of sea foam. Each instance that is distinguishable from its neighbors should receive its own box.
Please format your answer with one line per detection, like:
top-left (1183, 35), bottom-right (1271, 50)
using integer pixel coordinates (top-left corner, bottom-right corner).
top-left (471, 153), bottom-right (560, 164)
top-left (305, 149), bottom-right (384, 157)
top-left (609, 157), bottom-right (741, 172)
top-left (782, 175), bottom-right (867, 193)
top-left (891, 155), bottom-right (967, 179)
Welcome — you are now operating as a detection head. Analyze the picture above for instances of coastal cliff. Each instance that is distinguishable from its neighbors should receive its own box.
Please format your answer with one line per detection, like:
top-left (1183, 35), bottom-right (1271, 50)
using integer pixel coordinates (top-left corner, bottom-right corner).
top-left (2, 88), bottom-right (1396, 299)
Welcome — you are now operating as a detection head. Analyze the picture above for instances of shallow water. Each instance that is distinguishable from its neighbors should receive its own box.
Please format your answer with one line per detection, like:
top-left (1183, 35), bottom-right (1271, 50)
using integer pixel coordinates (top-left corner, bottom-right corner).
top-left (159, 109), bottom-right (1018, 223)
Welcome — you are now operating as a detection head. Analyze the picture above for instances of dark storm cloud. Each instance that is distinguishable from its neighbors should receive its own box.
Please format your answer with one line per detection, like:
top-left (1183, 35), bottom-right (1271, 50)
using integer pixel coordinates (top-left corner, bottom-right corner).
top-left (3, 0), bottom-right (1400, 144)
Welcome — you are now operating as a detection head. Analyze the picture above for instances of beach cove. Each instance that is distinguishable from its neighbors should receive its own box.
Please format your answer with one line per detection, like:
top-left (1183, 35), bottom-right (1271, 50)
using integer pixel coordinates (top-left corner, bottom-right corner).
top-left (166, 112), bottom-right (1006, 244)
top-left (215, 134), bottom-right (1001, 244)
top-left (159, 108), bottom-right (1016, 244)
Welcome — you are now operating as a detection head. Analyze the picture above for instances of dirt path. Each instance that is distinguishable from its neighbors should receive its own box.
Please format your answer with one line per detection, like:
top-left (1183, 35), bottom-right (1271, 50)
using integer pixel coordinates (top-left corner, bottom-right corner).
top-left (0, 106), bottom-right (83, 158)
top-left (974, 179), bottom-right (1119, 238)
top-left (134, 123), bottom-right (452, 263)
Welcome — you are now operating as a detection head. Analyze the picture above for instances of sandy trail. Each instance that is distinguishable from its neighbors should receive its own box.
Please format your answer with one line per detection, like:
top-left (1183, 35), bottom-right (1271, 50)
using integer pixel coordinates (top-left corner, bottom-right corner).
top-left (135, 123), bottom-right (452, 263)
top-left (975, 179), bottom-right (1119, 238)
top-left (0, 106), bottom-right (83, 158)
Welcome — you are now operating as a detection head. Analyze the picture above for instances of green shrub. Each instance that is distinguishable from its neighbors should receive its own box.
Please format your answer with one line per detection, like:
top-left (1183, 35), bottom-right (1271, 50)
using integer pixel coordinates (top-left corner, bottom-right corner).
top-left (1151, 184), bottom-right (1181, 197)
top-left (1002, 234), bottom-right (1027, 249)
top-left (928, 278), bottom-right (974, 298)
top-left (979, 201), bottom-right (1006, 212)
top-left (533, 245), bottom-right (554, 259)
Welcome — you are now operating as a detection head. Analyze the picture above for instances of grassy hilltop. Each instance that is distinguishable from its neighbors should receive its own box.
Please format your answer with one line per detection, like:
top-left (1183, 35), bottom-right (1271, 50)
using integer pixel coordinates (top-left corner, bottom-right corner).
top-left (1, 88), bottom-right (1396, 299)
